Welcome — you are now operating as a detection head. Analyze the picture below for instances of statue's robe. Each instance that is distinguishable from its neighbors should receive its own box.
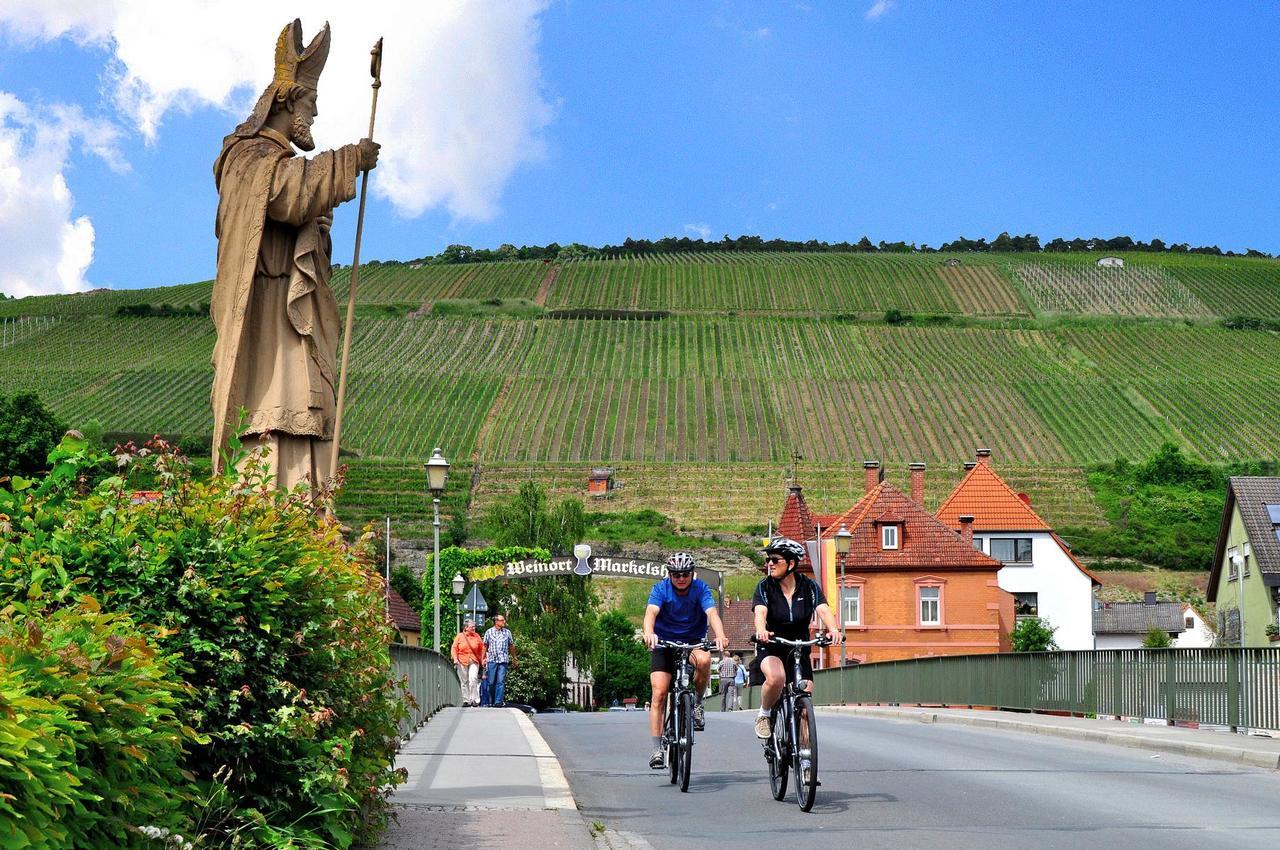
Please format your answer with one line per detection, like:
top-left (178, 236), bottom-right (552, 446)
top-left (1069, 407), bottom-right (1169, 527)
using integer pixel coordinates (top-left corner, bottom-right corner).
top-left (211, 127), bottom-right (360, 490)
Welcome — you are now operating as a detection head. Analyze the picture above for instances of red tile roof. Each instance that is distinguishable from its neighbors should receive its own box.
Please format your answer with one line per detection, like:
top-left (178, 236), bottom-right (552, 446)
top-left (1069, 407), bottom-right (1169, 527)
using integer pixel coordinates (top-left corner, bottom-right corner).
top-left (936, 461), bottom-right (1050, 531)
top-left (386, 586), bottom-right (421, 632)
top-left (821, 482), bottom-right (1002, 570)
top-left (777, 485), bottom-right (818, 570)
top-left (721, 599), bottom-right (758, 652)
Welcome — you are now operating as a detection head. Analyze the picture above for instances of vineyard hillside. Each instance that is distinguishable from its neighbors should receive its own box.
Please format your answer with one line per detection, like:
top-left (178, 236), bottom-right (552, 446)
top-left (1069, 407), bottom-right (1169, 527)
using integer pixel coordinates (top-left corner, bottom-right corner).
top-left (3, 250), bottom-right (1279, 537)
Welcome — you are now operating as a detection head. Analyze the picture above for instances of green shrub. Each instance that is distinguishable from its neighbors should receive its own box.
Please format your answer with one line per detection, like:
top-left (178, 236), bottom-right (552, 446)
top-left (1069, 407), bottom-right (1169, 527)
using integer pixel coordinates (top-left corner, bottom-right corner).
top-left (0, 434), bottom-right (408, 848)
top-left (0, 598), bottom-right (194, 849)
top-left (1010, 617), bottom-right (1058, 652)
top-left (1142, 624), bottom-right (1172, 648)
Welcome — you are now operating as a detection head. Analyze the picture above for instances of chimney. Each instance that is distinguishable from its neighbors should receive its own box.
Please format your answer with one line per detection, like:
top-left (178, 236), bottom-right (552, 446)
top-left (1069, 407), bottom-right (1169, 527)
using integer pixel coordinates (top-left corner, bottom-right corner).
top-left (1143, 591), bottom-right (1157, 606)
top-left (863, 460), bottom-right (881, 494)
top-left (963, 461), bottom-right (977, 471)
top-left (976, 448), bottom-right (992, 466)
top-left (909, 462), bottom-right (926, 505)
top-left (959, 515), bottom-right (974, 548)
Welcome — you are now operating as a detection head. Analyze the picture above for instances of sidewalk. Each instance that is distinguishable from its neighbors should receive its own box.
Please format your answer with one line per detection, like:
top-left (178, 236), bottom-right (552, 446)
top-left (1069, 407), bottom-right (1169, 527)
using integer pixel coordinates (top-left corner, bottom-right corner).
top-left (824, 705), bottom-right (1280, 769)
top-left (373, 707), bottom-right (595, 850)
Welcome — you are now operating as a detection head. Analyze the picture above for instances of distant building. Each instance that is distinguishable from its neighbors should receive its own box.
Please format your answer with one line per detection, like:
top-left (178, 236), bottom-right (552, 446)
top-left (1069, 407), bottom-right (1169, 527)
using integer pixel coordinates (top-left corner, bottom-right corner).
top-left (386, 586), bottom-right (422, 646)
top-left (935, 449), bottom-right (1100, 650)
top-left (1174, 603), bottom-right (1215, 648)
top-left (587, 467), bottom-right (616, 497)
top-left (1207, 477), bottom-right (1280, 646)
top-left (1096, 256), bottom-right (1125, 268)
top-left (1093, 595), bottom-right (1185, 649)
top-left (784, 462), bottom-right (1014, 666)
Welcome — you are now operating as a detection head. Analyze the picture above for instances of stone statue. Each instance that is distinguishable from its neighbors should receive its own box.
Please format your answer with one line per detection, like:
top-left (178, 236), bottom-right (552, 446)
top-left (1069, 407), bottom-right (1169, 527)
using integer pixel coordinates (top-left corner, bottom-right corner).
top-left (211, 19), bottom-right (379, 490)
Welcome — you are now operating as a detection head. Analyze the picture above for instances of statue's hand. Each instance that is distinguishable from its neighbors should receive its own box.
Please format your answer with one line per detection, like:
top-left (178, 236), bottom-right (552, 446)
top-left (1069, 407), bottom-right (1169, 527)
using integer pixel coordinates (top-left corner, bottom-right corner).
top-left (316, 214), bottom-right (332, 235)
top-left (358, 138), bottom-right (380, 171)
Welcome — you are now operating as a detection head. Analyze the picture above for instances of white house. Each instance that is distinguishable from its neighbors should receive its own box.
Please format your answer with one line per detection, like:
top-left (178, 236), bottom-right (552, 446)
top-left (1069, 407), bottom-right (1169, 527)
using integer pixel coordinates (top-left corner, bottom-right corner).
top-left (1173, 603), bottom-right (1215, 648)
top-left (936, 450), bottom-right (1101, 650)
top-left (1096, 256), bottom-right (1125, 268)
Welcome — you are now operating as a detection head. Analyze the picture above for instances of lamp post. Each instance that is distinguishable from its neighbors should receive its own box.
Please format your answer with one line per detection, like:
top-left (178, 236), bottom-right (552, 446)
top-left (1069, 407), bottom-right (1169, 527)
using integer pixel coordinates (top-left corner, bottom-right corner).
top-left (452, 572), bottom-right (466, 635)
top-left (835, 524), bottom-right (852, 703)
top-left (425, 447), bottom-right (450, 652)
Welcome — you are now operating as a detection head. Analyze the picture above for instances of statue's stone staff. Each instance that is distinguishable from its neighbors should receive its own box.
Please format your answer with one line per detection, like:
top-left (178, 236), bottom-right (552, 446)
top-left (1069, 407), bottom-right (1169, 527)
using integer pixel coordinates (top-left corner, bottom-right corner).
top-left (330, 37), bottom-right (384, 481)
top-left (210, 20), bottom-right (379, 491)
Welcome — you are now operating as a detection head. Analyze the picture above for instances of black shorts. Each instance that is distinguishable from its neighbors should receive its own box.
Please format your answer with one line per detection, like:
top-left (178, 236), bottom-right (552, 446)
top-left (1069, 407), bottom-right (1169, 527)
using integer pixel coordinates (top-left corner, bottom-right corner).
top-left (749, 643), bottom-right (813, 686)
top-left (650, 647), bottom-right (680, 676)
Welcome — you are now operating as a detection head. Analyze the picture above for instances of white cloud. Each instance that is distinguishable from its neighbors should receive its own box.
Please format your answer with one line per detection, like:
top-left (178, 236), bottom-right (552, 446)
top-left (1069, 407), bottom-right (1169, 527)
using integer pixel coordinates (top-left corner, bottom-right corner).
top-left (0, 93), bottom-right (125, 297)
top-left (684, 223), bottom-right (712, 240)
top-left (0, 1), bottom-right (553, 223)
top-left (865, 0), bottom-right (896, 21)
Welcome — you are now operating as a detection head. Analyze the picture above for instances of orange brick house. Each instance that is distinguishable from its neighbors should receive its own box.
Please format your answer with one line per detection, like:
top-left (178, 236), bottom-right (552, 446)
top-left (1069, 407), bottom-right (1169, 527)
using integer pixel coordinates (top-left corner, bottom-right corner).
top-left (779, 462), bottom-right (1014, 666)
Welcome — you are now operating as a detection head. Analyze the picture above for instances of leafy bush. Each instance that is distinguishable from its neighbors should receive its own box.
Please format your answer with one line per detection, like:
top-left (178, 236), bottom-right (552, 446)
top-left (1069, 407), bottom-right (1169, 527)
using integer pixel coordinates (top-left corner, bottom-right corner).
top-left (0, 434), bottom-right (408, 848)
top-left (1010, 617), bottom-right (1058, 652)
top-left (0, 598), bottom-right (195, 849)
top-left (1142, 624), bottom-right (1172, 648)
top-left (0, 392), bottom-right (64, 476)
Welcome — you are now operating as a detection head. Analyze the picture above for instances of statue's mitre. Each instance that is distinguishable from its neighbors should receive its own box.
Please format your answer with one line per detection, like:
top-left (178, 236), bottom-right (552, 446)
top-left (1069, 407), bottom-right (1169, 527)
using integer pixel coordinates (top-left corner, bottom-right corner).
top-left (273, 19), bottom-right (330, 91)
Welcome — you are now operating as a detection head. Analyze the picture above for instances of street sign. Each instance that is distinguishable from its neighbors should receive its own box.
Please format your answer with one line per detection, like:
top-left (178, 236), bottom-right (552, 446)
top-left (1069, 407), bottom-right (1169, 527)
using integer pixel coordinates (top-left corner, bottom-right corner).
top-left (464, 584), bottom-right (489, 614)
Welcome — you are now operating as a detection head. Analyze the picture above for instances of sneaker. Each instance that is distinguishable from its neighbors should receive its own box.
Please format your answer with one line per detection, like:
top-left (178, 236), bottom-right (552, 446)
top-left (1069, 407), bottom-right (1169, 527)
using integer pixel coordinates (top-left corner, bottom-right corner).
top-left (693, 704), bottom-right (705, 731)
top-left (800, 758), bottom-right (813, 786)
top-left (754, 715), bottom-right (772, 739)
top-left (649, 748), bottom-right (666, 769)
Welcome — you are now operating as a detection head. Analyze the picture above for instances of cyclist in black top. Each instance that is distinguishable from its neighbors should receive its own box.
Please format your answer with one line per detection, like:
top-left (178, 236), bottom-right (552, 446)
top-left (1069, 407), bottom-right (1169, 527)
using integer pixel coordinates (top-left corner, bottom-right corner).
top-left (751, 536), bottom-right (842, 739)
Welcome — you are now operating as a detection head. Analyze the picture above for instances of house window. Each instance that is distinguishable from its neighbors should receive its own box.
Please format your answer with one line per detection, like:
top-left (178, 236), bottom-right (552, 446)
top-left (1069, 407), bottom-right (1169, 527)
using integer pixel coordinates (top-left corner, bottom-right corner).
top-left (919, 586), bottom-right (941, 625)
top-left (990, 537), bottom-right (1032, 564)
top-left (1243, 542), bottom-right (1251, 577)
top-left (1013, 592), bottom-right (1039, 622)
top-left (1185, 616), bottom-right (1195, 630)
top-left (1228, 546), bottom-right (1239, 581)
top-left (972, 537), bottom-right (985, 553)
top-left (1267, 504), bottom-right (1280, 524)
top-left (881, 525), bottom-right (899, 550)
top-left (841, 586), bottom-right (861, 626)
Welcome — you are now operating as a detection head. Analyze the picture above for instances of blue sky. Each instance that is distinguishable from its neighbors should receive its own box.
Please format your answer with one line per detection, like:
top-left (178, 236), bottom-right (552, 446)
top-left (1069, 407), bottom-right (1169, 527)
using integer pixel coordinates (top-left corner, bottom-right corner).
top-left (1, 1), bottom-right (1277, 295)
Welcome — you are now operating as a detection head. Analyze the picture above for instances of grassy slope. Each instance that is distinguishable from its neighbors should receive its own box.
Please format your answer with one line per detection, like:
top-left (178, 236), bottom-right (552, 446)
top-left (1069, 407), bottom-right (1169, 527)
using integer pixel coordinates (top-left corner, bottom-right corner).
top-left (5, 251), bottom-right (1280, 545)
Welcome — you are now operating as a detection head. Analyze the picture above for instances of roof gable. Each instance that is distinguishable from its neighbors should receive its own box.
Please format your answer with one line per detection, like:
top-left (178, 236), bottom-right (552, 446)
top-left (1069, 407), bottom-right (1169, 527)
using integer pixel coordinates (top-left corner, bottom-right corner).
top-left (937, 462), bottom-right (1050, 531)
top-left (778, 485), bottom-right (816, 543)
top-left (1209, 477), bottom-right (1280, 599)
top-left (386, 586), bottom-right (421, 632)
top-left (822, 482), bottom-right (1003, 570)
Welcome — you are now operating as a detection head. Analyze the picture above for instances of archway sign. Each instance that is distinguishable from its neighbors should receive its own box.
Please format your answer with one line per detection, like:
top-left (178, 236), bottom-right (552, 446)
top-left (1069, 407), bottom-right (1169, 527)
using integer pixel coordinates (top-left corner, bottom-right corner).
top-left (466, 548), bottom-right (727, 616)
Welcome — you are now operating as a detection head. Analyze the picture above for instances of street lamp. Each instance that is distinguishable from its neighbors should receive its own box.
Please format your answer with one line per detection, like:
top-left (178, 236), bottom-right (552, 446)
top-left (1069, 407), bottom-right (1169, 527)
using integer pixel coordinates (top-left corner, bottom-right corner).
top-left (835, 524), bottom-right (852, 700)
top-left (451, 572), bottom-right (466, 635)
top-left (425, 447), bottom-right (450, 652)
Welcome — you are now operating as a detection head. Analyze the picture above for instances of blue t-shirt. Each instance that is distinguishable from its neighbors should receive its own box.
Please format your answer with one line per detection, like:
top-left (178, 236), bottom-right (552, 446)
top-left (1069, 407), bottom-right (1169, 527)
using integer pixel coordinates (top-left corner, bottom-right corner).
top-left (648, 577), bottom-right (716, 643)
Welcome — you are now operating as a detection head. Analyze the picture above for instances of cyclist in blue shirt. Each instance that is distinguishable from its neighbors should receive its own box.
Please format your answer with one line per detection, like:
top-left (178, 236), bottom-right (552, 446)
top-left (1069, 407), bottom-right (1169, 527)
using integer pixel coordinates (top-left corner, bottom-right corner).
top-left (642, 552), bottom-right (728, 769)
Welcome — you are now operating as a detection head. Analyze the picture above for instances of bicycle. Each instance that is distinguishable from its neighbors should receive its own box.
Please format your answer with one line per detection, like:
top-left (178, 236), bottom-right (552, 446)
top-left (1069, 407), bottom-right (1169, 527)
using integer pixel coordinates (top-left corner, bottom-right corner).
top-left (758, 633), bottom-right (832, 812)
top-left (655, 638), bottom-right (710, 792)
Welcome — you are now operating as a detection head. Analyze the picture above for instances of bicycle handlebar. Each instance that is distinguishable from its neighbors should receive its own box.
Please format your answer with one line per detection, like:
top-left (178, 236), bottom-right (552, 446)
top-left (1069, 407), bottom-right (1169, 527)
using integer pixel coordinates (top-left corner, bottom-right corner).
top-left (655, 639), bottom-right (713, 651)
top-left (755, 633), bottom-right (834, 648)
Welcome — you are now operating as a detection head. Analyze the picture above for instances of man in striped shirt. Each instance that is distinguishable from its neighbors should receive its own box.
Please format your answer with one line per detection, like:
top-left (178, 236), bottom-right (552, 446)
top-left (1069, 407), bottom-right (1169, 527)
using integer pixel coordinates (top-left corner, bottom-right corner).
top-left (483, 614), bottom-right (516, 707)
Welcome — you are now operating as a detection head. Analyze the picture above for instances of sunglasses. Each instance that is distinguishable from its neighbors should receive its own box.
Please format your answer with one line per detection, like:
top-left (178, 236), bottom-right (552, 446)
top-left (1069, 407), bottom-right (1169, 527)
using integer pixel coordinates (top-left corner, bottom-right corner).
top-left (765, 556), bottom-right (784, 564)
top-left (670, 571), bottom-right (693, 578)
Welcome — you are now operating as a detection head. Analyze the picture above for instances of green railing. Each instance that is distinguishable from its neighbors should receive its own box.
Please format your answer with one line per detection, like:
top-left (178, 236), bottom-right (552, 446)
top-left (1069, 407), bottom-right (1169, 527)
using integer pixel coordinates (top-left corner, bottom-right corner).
top-left (742, 649), bottom-right (1280, 731)
top-left (390, 643), bottom-right (460, 736)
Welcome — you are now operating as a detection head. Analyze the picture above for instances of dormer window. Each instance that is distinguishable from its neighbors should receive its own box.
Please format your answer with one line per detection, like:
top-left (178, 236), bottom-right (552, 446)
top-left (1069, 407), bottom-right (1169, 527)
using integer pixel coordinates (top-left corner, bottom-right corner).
top-left (881, 524), bottom-right (899, 549)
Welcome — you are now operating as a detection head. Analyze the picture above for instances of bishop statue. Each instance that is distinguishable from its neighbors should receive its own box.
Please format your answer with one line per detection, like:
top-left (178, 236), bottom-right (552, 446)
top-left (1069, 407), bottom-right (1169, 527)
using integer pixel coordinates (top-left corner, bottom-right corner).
top-left (211, 19), bottom-right (378, 489)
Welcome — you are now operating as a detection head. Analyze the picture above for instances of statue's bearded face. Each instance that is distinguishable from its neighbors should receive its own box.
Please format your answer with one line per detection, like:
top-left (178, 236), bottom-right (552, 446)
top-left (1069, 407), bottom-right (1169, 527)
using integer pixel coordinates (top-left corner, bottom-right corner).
top-left (290, 88), bottom-right (319, 152)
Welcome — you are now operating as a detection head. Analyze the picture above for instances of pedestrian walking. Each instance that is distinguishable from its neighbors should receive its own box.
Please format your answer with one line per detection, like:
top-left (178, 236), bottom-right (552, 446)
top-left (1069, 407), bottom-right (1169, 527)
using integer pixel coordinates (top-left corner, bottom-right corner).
top-left (733, 654), bottom-right (748, 710)
top-left (449, 618), bottom-right (485, 707)
top-left (482, 614), bottom-right (516, 707)
top-left (718, 651), bottom-right (739, 712)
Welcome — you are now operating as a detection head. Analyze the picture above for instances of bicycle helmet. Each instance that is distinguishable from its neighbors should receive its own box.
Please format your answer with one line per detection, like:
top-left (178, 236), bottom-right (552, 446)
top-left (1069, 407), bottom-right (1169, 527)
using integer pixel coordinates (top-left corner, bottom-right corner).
top-left (664, 552), bottom-right (697, 575)
top-left (763, 536), bottom-right (806, 564)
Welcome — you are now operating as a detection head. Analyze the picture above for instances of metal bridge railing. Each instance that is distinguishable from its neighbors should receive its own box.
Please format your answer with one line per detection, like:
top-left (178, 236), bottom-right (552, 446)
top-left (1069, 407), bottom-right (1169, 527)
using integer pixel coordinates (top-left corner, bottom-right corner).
top-left (742, 649), bottom-right (1280, 731)
top-left (390, 643), bottom-right (460, 736)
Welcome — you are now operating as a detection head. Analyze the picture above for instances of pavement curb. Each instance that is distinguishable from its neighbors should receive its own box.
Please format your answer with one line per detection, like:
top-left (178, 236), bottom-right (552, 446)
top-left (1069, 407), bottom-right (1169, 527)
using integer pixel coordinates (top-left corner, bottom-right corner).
top-left (511, 710), bottom-right (598, 849)
top-left (823, 706), bottom-right (1280, 770)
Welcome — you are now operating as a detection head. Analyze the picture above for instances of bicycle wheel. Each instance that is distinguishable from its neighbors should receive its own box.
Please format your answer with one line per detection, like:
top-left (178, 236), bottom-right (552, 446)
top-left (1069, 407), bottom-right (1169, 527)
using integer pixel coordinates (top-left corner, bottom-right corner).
top-left (666, 698), bottom-right (679, 785)
top-left (793, 695), bottom-right (818, 812)
top-left (677, 691), bottom-right (694, 792)
top-left (767, 705), bottom-right (788, 801)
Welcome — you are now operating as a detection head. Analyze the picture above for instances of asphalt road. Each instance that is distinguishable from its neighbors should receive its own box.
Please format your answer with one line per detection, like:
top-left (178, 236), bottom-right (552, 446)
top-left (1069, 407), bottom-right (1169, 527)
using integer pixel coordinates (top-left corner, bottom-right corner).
top-left (534, 709), bottom-right (1280, 849)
